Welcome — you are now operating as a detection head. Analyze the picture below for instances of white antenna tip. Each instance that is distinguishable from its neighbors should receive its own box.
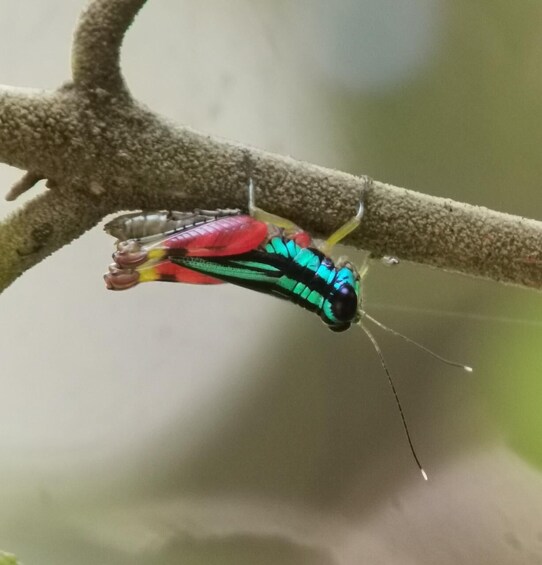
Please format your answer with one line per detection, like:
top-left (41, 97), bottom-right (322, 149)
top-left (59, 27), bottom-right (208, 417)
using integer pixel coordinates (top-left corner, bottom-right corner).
top-left (421, 469), bottom-right (428, 481)
top-left (464, 366), bottom-right (473, 373)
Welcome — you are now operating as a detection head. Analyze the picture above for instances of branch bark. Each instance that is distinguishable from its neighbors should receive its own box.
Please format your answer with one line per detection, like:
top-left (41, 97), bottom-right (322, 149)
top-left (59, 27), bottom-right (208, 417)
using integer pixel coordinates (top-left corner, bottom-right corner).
top-left (71, 0), bottom-right (146, 93)
top-left (0, 0), bottom-right (540, 295)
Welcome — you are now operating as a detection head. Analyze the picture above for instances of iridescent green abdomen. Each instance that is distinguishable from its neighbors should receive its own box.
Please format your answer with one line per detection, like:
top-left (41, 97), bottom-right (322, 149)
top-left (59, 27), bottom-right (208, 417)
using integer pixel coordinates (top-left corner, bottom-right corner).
top-left (174, 234), bottom-right (361, 331)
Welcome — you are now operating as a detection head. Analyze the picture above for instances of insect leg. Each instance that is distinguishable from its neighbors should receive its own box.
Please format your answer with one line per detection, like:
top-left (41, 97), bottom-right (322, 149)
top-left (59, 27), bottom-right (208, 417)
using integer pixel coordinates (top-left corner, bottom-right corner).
top-left (248, 178), bottom-right (302, 231)
top-left (320, 175), bottom-right (371, 255)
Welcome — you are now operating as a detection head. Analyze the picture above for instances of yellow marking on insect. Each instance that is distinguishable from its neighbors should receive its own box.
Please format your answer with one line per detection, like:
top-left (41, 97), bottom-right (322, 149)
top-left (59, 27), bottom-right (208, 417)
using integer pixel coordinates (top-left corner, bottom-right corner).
top-left (138, 266), bottom-right (160, 282)
top-left (147, 249), bottom-right (167, 261)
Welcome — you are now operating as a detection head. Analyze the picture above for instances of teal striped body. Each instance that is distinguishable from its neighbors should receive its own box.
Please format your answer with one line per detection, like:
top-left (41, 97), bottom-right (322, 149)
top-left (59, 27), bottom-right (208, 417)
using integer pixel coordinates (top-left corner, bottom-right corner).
top-left (171, 234), bottom-right (361, 331)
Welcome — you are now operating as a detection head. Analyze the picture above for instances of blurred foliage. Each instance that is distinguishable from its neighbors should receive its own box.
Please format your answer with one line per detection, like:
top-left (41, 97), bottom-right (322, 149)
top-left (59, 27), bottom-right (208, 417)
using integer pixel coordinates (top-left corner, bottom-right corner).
top-left (332, 0), bottom-right (542, 474)
top-left (337, 1), bottom-right (542, 218)
top-left (0, 553), bottom-right (20, 565)
top-left (486, 291), bottom-right (542, 469)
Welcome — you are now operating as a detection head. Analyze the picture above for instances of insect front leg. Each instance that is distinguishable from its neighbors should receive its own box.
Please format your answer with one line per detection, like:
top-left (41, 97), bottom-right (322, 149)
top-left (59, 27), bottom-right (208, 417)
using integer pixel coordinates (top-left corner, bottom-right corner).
top-left (319, 175), bottom-right (371, 255)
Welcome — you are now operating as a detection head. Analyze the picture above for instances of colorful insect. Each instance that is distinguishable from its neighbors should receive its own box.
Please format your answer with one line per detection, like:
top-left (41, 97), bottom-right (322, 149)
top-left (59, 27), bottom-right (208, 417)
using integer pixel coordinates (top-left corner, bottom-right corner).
top-left (104, 178), bottom-right (471, 479)
top-left (105, 182), bottom-right (365, 332)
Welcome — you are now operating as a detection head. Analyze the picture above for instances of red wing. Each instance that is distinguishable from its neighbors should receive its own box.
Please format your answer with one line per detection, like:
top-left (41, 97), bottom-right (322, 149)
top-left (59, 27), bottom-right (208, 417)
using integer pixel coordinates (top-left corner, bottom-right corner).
top-left (153, 262), bottom-right (223, 284)
top-left (154, 215), bottom-right (268, 257)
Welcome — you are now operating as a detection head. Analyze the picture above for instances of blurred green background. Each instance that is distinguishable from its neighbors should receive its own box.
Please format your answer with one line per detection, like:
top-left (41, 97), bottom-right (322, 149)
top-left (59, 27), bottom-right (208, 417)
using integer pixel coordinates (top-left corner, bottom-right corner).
top-left (0, 1), bottom-right (541, 563)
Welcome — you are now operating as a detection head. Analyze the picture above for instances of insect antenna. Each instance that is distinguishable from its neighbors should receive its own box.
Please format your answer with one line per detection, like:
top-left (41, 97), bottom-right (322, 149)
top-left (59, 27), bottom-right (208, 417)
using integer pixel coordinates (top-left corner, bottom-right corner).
top-left (359, 322), bottom-right (428, 481)
top-left (363, 312), bottom-right (472, 373)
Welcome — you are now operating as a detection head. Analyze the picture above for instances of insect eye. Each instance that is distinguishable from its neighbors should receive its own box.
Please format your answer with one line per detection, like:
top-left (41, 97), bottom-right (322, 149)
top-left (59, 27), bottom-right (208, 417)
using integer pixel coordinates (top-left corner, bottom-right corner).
top-left (331, 284), bottom-right (358, 323)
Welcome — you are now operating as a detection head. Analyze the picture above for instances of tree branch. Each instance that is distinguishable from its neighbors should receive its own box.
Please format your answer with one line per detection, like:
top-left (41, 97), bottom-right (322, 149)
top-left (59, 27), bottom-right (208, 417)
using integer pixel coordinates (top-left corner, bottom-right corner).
top-left (71, 0), bottom-right (145, 93)
top-left (0, 0), bottom-right (540, 295)
top-left (5, 171), bottom-right (44, 201)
